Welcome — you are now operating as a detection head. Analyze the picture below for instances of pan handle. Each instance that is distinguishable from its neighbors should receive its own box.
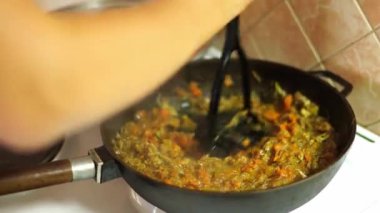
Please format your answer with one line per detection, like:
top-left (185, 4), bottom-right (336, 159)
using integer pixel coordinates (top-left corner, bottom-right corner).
top-left (309, 70), bottom-right (353, 97)
top-left (0, 146), bottom-right (121, 195)
top-left (0, 146), bottom-right (121, 196)
top-left (0, 159), bottom-right (74, 195)
top-left (0, 156), bottom-right (96, 196)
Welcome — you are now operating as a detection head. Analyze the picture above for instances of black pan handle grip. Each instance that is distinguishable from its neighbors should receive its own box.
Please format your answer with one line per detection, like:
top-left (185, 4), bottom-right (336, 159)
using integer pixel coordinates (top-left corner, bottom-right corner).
top-left (309, 70), bottom-right (353, 97)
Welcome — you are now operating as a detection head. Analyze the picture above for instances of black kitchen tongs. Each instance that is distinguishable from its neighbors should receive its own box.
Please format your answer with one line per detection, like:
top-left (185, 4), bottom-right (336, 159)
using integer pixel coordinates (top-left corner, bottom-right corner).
top-left (195, 16), bottom-right (262, 157)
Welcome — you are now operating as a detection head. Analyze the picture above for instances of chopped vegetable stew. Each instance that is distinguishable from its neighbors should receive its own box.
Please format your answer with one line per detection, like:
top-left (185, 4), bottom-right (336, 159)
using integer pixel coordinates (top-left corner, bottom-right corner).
top-left (113, 76), bottom-right (337, 192)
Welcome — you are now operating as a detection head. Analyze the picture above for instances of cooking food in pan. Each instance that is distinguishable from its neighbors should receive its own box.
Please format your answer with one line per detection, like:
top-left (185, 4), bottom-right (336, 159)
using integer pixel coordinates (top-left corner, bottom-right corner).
top-left (0, 59), bottom-right (356, 213)
top-left (112, 75), bottom-right (337, 192)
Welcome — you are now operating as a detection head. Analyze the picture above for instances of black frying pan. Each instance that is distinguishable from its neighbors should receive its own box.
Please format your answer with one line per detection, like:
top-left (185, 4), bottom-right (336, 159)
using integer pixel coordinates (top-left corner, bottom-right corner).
top-left (0, 59), bottom-right (356, 213)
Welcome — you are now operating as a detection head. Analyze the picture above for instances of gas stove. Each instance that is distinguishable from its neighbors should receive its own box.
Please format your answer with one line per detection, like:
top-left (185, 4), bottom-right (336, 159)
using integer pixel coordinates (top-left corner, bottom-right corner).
top-left (0, 125), bottom-right (378, 213)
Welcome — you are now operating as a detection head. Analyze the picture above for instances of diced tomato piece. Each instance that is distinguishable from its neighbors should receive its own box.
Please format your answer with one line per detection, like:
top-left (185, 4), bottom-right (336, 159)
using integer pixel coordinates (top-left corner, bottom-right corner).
top-left (189, 81), bottom-right (203, 97)
top-left (283, 95), bottom-right (293, 110)
top-left (224, 75), bottom-right (234, 87)
top-left (263, 108), bottom-right (280, 122)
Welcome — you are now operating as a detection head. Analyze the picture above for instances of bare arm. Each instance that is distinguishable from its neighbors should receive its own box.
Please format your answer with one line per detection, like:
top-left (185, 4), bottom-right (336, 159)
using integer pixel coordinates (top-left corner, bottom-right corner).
top-left (0, 0), bottom-right (252, 151)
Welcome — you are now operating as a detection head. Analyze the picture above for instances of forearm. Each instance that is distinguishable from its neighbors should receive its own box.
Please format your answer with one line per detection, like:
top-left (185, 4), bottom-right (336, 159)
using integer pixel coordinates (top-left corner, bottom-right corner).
top-left (52, 0), bottom-right (241, 108)
top-left (0, 0), bottom-right (252, 150)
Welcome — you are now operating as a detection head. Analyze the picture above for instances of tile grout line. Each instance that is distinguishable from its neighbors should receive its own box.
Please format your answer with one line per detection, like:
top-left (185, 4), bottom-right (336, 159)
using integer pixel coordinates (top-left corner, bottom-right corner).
top-left (354, 0), bottom-right (380, 131)
top-left (241, 0), bottom-right (286, 35)
top-left (248, 36), bottom-right (265, 60)
top-left (364, 119), bottom-right (380, 128)
top-left (285, 0), bottom-right (325, 70)
top-left (314, 0), bottom-right (375, 66)
top-left (309, 62), bottom-right (324, 71)
top-left (319, 30), bottom-right (374, 65)
top-left (353, 0), bottom-right (380, 46)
